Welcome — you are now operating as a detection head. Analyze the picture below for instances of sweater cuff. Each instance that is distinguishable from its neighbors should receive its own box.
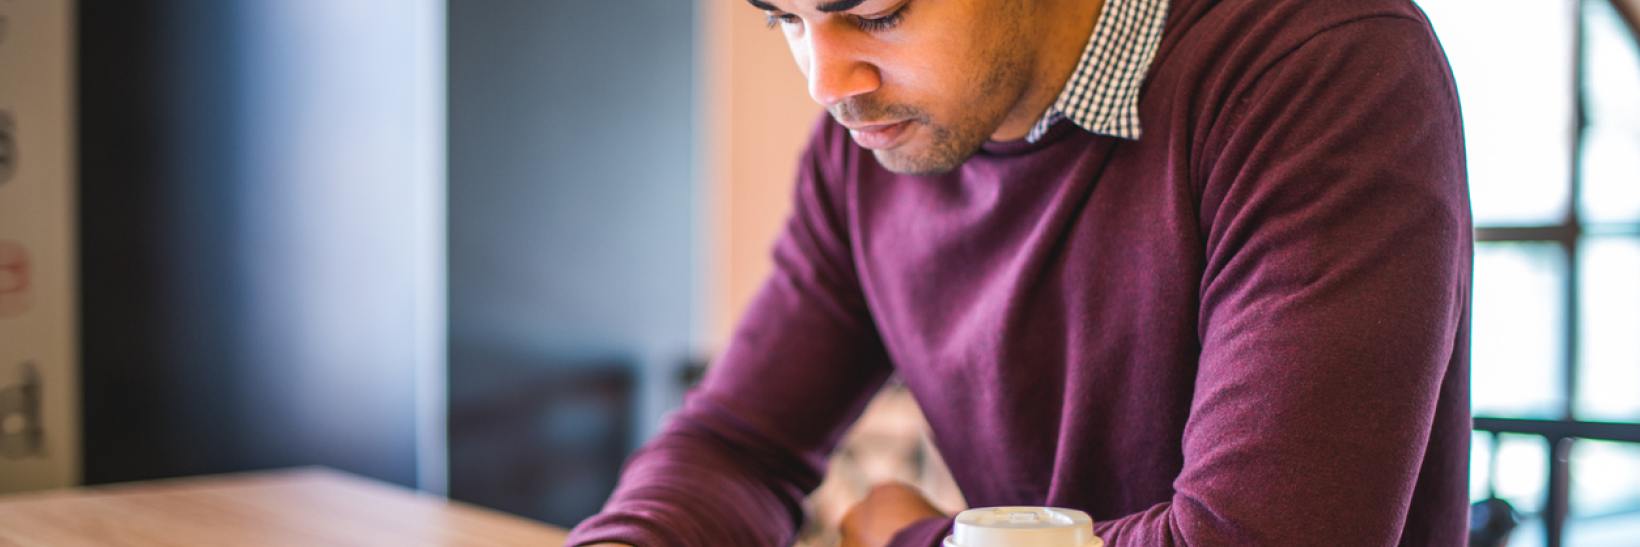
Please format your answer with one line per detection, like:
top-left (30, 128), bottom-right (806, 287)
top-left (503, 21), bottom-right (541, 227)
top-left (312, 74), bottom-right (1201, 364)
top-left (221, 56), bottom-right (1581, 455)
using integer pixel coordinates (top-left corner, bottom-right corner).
top-left (886, 516), bottom-right (955, 547)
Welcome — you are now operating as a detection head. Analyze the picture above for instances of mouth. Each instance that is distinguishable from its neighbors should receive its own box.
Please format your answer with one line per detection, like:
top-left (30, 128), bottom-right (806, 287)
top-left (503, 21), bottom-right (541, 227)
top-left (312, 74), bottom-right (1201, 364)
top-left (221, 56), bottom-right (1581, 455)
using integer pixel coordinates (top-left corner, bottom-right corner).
top-left (844, 119), bottom-right (913, 150)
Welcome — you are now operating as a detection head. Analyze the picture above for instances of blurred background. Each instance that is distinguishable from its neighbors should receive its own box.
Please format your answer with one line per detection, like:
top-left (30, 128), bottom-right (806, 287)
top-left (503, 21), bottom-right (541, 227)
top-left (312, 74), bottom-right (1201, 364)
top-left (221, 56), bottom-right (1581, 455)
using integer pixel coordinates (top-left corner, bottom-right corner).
top-left (0, 1), bottom-right (1635, 547)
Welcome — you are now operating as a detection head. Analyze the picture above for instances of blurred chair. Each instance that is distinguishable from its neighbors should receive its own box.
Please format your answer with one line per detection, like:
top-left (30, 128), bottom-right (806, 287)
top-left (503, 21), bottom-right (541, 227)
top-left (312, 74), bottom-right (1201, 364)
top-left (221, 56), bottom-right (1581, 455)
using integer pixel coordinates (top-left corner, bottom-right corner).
top-left (1470, 497), bottom-right (1520, 547)
top-left (449, 356), bottom-right (633, 528)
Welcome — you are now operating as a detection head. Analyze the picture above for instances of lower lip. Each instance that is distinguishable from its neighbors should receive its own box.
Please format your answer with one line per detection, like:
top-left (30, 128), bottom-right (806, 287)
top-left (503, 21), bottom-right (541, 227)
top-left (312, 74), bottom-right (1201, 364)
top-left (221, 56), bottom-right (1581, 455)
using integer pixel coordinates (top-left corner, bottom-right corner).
top-left (849, 121), bottom-right (912, 150)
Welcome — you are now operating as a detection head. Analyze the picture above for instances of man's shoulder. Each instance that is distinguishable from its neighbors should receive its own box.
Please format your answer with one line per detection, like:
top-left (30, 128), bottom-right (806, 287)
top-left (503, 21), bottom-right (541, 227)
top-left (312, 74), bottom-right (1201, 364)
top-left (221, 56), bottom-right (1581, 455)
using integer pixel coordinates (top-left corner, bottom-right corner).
top-left (1162, 0), bottom-right (1435, 66)
top-left (807, 111), bottom-right (853, 173)
top-left (1172, 0), bottom-right (1431, 29)
top-left (790, 111), bottom-right (874, 229)
top-left (801, 111), bottom-right (862, 196)
top-left (1148, 0), bottom-right (1449, 129)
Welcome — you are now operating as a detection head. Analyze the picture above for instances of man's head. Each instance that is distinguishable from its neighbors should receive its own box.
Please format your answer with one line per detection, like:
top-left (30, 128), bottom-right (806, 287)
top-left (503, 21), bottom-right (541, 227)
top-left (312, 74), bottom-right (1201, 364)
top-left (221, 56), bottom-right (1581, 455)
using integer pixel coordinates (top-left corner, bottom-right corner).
top-left (748, 0), bottom-right (1100, 175)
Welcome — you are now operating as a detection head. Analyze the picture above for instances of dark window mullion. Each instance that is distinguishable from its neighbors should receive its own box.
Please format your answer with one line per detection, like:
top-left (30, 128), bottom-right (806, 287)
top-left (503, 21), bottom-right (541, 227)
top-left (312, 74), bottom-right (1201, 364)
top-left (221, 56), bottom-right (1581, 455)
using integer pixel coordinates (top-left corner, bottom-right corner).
top-left (1474, 225), bottom-right (1580, 244)
top-left (1542, 2), bottom-right (1592, 546)
top-left (1566, 0), bottom-right (1590, 426)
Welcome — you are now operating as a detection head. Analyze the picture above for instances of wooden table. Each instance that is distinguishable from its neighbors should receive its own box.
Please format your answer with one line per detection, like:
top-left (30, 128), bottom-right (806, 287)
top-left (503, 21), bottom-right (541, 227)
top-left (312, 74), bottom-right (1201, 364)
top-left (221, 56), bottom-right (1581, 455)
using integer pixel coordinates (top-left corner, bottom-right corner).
top-left (0, 467), bottom-right (570, 547)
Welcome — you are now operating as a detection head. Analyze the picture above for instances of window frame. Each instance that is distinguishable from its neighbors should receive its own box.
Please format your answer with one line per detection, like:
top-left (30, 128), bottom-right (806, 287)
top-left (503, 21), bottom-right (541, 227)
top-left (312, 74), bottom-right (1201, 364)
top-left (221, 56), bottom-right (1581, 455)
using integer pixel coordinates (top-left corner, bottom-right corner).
top-left (1468, 2), bottom-right (1640, 546)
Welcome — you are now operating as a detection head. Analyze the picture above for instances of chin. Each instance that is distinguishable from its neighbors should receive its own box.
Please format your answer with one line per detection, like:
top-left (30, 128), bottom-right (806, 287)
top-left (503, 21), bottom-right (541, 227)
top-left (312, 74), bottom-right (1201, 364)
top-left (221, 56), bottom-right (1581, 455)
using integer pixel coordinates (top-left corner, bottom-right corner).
top-left (870, 136), bottom-right (978, 176)
top-left (873, 150), bottom-right (962, 176)
top-left (869, 114), bottom-right (999, 176)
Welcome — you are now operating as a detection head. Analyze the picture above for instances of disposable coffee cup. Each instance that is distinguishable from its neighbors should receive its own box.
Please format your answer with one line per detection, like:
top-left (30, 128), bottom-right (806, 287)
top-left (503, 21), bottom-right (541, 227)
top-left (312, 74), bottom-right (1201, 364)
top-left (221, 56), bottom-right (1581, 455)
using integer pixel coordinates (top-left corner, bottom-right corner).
top-left (944, 506), bottom-right (1104, 547)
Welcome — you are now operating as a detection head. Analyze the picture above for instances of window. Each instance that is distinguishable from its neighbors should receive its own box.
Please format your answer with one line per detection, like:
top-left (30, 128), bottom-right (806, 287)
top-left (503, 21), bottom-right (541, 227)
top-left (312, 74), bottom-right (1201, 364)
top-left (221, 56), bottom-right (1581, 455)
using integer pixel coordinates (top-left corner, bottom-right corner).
top-left (1419, 0), bottom-right (1640, 545)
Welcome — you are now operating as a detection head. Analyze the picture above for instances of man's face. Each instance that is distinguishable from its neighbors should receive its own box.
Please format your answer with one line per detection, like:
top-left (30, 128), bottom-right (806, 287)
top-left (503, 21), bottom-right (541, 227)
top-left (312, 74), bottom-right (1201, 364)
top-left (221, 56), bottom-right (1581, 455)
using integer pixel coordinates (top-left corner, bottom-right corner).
top-left (751, 0), bottom-right (1038, 175)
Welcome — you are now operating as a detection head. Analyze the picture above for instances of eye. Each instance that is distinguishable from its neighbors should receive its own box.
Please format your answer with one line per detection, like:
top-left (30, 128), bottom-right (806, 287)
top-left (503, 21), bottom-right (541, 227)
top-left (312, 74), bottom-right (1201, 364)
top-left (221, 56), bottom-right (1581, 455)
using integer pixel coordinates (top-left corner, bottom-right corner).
top-left (764, 11), bottom-right (800, 29)
top-left (853, 2), bottom-right (910, 33)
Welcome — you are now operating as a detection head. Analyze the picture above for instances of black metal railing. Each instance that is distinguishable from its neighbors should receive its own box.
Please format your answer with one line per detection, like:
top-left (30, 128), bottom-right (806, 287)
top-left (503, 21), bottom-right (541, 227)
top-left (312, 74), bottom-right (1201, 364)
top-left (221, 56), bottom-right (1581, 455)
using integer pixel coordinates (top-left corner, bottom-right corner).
top-left (1471, 418), bottom-right (1640, 547)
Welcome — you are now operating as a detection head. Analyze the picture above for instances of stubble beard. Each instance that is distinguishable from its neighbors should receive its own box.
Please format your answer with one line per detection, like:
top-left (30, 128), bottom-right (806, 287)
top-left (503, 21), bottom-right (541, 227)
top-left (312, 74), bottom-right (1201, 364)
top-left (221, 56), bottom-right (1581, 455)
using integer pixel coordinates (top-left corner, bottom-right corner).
top-left (830, 12), bottom-right (1032, 176)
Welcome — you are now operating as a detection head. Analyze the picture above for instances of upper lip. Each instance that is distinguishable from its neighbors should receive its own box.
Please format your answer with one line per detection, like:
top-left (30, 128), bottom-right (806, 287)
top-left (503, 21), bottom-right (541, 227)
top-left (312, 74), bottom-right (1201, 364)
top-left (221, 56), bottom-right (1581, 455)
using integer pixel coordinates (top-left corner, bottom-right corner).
top-left (841, 120), bottom-right (909, 133)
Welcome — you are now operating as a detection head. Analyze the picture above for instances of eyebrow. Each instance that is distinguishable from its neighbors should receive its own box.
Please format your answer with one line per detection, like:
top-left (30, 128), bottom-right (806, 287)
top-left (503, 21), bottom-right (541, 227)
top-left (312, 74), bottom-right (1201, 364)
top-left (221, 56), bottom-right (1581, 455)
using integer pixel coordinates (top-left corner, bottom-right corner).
top-left (816, 0), bottom-right (869, 12)
top-left (745, 0), bottom-right (869, 13)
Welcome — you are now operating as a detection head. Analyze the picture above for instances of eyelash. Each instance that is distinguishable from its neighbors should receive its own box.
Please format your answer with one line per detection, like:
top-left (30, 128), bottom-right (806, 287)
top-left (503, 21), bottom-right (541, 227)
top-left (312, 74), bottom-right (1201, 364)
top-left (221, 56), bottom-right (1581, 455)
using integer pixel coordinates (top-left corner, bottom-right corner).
top-left (765, 12), bottom-right (797, 29)
top-left (764, 2), bottom-right (911, 33)
top-left (856, 3), bottom-right (910, 32)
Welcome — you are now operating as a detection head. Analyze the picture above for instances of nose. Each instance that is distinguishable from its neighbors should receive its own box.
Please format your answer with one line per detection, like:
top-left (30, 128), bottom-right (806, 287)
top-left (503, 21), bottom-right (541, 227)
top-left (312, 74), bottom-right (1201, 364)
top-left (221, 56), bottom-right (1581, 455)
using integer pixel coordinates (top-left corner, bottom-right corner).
top-left (800, 24), bottom-right (880, 107)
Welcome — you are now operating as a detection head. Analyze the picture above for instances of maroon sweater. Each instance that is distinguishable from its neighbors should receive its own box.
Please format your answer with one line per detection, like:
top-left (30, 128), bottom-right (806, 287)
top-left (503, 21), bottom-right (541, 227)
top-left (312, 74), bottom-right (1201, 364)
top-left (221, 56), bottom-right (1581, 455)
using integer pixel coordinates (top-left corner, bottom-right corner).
top-left (566, 0), bottom-right (1472, 545)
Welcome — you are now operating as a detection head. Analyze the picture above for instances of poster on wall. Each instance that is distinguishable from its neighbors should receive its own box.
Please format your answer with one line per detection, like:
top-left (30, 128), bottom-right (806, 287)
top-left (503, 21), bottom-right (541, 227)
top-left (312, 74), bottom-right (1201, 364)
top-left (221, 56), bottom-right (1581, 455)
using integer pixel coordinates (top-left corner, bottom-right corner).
top-left (0, 0), bottom-right (79, 493)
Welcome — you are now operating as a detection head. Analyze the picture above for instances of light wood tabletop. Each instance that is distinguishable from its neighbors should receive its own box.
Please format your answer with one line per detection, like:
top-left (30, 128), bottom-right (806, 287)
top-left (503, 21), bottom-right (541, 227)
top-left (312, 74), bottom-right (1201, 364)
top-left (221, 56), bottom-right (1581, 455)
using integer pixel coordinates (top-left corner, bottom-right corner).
top-left (0, 467), bottom-right (570, 547)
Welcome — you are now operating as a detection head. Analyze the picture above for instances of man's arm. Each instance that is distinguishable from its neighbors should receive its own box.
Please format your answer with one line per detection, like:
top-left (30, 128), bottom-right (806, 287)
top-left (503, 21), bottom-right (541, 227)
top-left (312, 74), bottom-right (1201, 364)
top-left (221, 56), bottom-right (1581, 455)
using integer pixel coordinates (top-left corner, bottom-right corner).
top-left (563, 117), bottom-right (895, 547)
top-left (1091, 14), bottom-right (1471, 547)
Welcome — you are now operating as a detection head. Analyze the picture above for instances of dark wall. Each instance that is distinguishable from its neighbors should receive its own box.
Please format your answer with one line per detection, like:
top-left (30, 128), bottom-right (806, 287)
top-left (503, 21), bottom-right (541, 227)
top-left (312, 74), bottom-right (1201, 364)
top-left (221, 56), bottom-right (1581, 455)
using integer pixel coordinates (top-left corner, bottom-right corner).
top-left (80, 0), bottom-right (251, 483)
top-left (79, 1), bottom-right (441, 488)
top-left (448, 2), bottom-right (698, 442)
top-left (448, 0), bottom-right (699, 526)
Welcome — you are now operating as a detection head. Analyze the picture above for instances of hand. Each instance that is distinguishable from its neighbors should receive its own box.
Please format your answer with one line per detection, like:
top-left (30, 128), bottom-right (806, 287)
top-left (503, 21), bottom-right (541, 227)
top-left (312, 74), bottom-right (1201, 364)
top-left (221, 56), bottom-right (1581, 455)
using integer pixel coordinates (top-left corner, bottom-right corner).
top-left (839, 482), bottom-right (947, 547)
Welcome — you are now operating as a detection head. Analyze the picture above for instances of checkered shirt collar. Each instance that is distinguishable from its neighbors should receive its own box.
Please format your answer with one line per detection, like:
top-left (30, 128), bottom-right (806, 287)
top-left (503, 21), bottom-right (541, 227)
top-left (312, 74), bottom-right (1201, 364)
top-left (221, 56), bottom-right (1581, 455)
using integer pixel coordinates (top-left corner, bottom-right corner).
top-left (1025, 0), bottom-right (1171, 142)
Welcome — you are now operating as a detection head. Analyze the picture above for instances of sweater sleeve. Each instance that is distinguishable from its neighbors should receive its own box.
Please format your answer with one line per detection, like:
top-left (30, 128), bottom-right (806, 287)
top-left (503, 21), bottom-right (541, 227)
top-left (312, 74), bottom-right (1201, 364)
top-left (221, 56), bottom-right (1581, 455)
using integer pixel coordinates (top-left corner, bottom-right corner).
top-left (1094, 16), bottom-right (1471, 547)
top-left (564, 117), bottom-right (895, 547)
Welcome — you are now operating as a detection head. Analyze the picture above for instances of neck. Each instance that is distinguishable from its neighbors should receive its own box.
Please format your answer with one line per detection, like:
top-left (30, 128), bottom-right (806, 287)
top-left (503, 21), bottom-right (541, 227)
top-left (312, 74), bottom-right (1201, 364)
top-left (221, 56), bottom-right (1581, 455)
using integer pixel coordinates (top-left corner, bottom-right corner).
top-left (989, 0), bottom-right (1107, 141)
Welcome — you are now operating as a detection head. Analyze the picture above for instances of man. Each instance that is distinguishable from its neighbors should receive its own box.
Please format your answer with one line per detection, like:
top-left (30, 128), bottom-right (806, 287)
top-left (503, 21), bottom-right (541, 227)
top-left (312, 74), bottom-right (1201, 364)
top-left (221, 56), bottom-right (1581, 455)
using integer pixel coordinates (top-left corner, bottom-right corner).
top-left (569, 0), bottom-right (1471, 544)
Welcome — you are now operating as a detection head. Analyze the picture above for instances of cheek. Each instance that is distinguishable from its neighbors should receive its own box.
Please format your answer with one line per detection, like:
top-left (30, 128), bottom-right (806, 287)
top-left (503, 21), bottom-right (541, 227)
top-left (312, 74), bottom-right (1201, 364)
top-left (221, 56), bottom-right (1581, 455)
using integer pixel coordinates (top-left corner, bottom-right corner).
top-left (894, 27), bottom-right (984, 88)
top-left (882, 49), bottom-right (970, 106)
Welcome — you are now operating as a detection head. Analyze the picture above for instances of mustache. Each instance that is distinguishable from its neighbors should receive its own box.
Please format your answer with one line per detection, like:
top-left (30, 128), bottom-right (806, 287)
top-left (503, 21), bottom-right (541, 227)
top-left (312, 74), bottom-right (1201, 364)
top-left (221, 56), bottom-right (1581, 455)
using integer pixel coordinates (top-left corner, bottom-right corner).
top-left (828, 97), bottom-right (926, 125)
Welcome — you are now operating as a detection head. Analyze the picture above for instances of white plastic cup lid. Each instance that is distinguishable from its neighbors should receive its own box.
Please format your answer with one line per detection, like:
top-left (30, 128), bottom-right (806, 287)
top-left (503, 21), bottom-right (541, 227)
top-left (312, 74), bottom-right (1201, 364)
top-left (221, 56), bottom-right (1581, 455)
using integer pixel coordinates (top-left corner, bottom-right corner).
top-left (943, 507), bottom-right (1104, 547)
